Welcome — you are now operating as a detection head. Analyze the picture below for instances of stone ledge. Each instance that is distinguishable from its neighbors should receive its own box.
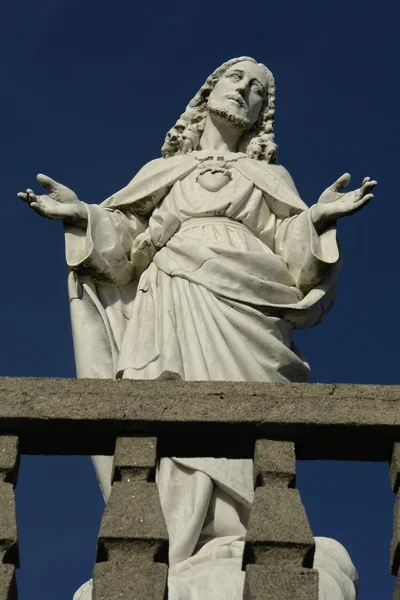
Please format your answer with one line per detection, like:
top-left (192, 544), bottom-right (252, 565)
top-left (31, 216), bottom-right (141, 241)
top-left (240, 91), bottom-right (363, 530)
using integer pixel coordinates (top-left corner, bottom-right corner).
top-left (253, 440), bottom-right (296, 487)
top-left (245, 487), bottom-right (314, 568)
top-left (99, 481), bottom-right (168, 544)
top-left (0, 377), bottom-right (398, 460)
top-left (93, 561), bottom-right (167, 600)
top-left (113, 436), bottom-right (157, 482)
top-left (0, 565), bottom-right (17, 600)
top-left (244, 565), bottom-right (318, 600)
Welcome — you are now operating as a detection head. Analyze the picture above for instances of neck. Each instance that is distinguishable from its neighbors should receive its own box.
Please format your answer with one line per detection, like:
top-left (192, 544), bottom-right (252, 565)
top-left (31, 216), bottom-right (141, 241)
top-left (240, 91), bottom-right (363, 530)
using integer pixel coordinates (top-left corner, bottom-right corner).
top-left (199, 113), bottom-right (243, 153)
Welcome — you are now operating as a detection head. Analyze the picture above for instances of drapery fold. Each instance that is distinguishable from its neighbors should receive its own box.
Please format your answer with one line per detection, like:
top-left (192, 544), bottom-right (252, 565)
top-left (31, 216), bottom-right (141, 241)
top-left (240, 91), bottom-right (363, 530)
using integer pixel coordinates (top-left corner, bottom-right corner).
top-left (66, 153), bottom-right (356, 600)
top-left (65, 153), bottom-right (341, 499)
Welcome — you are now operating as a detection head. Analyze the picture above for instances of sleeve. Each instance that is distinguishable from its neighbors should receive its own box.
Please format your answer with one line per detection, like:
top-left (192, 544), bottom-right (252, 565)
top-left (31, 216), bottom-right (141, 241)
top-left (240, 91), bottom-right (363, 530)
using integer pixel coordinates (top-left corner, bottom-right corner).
top-left (274, 207), bottom-right (340, 295)
top-left (64, 204), bottom-right (148, 286)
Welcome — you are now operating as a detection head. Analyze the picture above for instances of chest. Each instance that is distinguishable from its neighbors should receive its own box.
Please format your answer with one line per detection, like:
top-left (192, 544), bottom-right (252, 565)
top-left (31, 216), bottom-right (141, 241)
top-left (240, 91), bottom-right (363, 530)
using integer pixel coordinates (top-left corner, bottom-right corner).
top-left (171, 166), bottom-right (255, 215)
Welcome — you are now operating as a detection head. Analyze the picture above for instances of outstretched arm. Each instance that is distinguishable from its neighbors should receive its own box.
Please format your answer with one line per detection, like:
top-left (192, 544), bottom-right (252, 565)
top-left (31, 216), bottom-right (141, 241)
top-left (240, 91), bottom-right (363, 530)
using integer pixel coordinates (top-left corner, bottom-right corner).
top-left (274, 172), bottom-right (376, 296)
top-left (18, 174), bottom-right (88, 228)
top-left (18, 173), bottom-right (148, 286)
top-left (311, 173), bottom-right (377, 234)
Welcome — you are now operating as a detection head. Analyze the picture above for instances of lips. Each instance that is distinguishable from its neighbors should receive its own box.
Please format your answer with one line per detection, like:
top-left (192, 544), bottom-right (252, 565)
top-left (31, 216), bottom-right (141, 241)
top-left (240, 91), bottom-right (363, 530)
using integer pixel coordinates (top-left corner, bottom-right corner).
top-left (227, 95), bottom-right (246, 108)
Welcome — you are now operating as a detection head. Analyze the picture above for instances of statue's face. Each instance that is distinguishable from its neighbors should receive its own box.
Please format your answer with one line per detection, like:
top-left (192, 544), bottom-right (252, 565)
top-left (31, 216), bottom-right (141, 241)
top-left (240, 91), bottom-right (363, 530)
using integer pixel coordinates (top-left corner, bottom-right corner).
top-left (208, 61), bottom-right (268, 129)
top-left (164, 120), bottom-right (186, 152)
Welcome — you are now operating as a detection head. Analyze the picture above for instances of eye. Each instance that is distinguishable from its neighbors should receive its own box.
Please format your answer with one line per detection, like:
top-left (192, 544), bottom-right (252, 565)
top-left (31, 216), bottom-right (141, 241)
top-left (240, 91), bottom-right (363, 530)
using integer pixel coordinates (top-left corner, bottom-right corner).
top-left (251, 84), bottom-right (264, 96)
top-left (228, 73), bottom-right (241, 82)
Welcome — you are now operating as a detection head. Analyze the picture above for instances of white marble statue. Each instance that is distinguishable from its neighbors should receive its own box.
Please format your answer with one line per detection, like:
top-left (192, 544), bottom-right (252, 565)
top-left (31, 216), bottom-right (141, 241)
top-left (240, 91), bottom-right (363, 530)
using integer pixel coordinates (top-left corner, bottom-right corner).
top-left (19, 57), bottom-right (375, 600)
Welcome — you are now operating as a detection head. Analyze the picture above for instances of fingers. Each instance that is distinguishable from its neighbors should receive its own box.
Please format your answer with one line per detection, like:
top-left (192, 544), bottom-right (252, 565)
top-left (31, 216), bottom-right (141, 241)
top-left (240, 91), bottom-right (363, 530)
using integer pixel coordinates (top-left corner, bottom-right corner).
top-left (358, 178), bottom-right (377, 199)
top-left (366, 179), bottom-right (377, 189)
top-left (333, 173), bottom-right (351, 191)
top-left (343, 192), bottom-right (374, 218)
top-left (362, 176), bottom-right (378, 187)
top-left (362, 193), bottom-right (374, 203)
top-left (17, 192), bottom-right (29, 203)
top-left (36, 173), bottom-right (60, 192)
top-left (354, 193), bottom-right (374, 211)
top-left (353, 191), bottom-right (374, 208)
top-left (18, 173), bottom-right (60, 203)
top-left (17, 189), bottom-right (37, 205)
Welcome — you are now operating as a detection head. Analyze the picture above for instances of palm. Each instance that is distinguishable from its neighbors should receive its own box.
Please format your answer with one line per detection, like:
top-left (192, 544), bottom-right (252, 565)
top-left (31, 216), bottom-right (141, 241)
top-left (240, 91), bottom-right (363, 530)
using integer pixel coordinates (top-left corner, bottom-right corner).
top-left (318, 173), bottom-right (376, 219)
top-left (32, 193), bottom-right (78, 219)
top-left (18, 174), bottom-right (85, 224)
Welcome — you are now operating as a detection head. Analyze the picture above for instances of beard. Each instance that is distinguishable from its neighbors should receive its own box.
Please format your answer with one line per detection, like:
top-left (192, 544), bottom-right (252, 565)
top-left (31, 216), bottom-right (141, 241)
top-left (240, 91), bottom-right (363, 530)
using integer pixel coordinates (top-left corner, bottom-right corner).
top-left (208, 99), bottom-right (252, 130)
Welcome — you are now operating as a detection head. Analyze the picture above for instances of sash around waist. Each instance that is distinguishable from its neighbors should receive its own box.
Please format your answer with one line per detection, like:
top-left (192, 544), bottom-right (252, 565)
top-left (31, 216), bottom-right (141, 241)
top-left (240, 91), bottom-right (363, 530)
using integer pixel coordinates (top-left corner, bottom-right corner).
top-left (179, 216), bottom-right (251, 234)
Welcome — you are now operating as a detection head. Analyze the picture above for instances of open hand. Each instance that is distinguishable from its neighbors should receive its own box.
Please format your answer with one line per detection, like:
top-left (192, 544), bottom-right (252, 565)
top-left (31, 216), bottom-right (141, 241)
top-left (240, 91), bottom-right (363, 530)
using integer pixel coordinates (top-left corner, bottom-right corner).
top-left (18, 174), bottom-right (87, 226)
top-left (312, 173), bottom-right (377, 232)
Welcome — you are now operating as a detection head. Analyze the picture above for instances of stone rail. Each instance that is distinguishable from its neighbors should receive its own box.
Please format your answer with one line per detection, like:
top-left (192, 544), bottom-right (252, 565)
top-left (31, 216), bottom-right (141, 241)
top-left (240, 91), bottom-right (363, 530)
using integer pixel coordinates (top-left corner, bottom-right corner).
top-left (0, 377), bottom-right (399, 599)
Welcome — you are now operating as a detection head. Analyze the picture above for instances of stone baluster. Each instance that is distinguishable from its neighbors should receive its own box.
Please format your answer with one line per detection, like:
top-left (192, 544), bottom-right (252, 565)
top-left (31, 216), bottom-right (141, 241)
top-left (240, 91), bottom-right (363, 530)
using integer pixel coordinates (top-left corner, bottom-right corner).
top-left (243, 439), bottom-right (318, 600)
top-left (0, 436), bottom-right (20, 600)
top-left (390, 443), bottom-right (400, 599)
top-left (94, 436), bottom-right (168, 600)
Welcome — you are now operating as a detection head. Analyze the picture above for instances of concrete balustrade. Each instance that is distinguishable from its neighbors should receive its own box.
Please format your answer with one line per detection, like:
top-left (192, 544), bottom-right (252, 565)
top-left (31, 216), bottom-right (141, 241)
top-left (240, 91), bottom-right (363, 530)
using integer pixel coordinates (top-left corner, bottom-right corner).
top-left (0, 436), bottom-right (19, 600)
top-left (0, 377), bottom-right (398, 599)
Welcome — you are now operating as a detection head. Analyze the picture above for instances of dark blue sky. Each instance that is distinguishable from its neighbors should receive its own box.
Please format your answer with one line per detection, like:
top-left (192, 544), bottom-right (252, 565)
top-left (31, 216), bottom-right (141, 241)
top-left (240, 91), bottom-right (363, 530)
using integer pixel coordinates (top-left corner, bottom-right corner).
top-left (1, 0), bottom-right (398, 598)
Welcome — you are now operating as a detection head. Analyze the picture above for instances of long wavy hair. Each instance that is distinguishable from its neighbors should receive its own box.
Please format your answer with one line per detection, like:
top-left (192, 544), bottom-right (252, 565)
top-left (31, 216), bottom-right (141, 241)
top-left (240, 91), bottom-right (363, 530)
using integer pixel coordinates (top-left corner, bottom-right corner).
top-left (161, 57), bottom-right (278, 163)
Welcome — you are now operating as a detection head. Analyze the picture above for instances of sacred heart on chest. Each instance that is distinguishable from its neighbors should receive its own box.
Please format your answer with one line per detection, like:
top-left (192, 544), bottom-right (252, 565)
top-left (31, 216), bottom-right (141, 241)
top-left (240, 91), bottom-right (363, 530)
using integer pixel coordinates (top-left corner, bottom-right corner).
top-left (196, 159), bottom-right (233, 192)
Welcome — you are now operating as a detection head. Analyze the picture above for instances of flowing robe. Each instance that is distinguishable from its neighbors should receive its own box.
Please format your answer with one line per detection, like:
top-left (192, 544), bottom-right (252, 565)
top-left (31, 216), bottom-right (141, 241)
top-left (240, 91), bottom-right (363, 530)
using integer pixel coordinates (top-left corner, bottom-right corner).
top-left (65, 151), bottom-right (341, 500)
top-left (66, 151), bottom-right (358, 600)
top-left (66, 150), bottom-right (341, 383)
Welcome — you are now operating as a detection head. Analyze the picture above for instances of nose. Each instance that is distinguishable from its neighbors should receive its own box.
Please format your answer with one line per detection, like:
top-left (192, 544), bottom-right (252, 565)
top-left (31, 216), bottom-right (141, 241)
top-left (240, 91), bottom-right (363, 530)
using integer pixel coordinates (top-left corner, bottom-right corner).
top-left (235, 81), bottom-right (248, 99)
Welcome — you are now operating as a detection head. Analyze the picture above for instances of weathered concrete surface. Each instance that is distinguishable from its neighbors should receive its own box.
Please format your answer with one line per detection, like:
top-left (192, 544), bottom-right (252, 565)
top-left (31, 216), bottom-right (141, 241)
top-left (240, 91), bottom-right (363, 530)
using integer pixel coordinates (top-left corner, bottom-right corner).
top-left (244, 487), bottom-right (314, 568)
top-left (97, 437), bottom-right (168, 600)
top-left (98, 436), bottom-right (167, 562)
top-left (99, 481), bottom-right (168, 550)
top-left (93, 560), bottom-right (167, 600)
top-left (0, 436), bottom-right (19, 585)
top-left (244, 565), bottom-right (318, 600)
top-left (0, 483), bottom-right (17, 551)
top-left (95, 436), bottom-right (168, 599)
top-left (391, 444), bottom-right (400, 493)
top-left (0, 438), bottom-right (19, 486)
top-left (1, 377), bottom-right (399, 460)
top-left (391, 492), bottom-right (400, 576)
top-left (391, 444), bottom-right (400, 582)
top-left (0, 565), bottom-right (17, 600)
top-left (253, 440), bottom-right (295, 487)
top-left (244, 439), bottom-right (314, 572)
top-left (113, 436), bottom-right (157, 482)
top-left (393, 576), bottom-right (400, 600)
top-left (0, 481), bottom-right (18, 568)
